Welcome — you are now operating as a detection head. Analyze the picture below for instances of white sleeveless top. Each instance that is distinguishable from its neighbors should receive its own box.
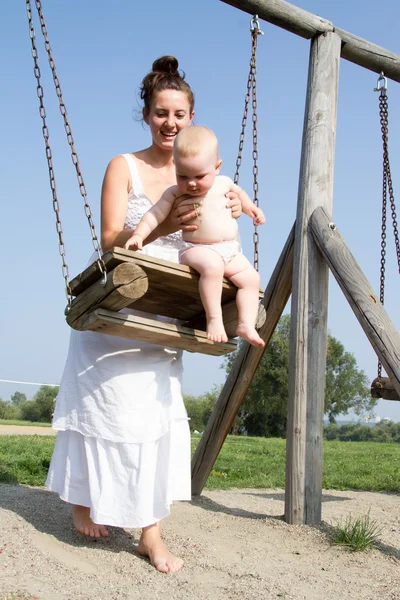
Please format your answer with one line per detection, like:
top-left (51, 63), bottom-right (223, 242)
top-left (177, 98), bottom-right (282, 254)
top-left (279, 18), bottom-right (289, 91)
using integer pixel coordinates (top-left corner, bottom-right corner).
top-left (51, 154), bottom-right (188, 444)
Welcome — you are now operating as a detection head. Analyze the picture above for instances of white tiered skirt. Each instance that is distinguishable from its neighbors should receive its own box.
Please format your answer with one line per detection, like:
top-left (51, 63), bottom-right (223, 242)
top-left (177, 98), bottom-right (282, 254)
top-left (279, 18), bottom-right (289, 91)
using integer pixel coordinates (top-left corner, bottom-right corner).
top-left (46, 416), bottom-right (191, 528)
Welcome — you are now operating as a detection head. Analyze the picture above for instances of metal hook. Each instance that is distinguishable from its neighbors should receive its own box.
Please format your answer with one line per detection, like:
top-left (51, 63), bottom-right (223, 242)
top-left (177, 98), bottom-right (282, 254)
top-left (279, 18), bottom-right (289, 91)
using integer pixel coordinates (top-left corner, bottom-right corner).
top-left (250, 14), bottom-right (264, 35)
top-left (374, 71), bottom-right (388, 93)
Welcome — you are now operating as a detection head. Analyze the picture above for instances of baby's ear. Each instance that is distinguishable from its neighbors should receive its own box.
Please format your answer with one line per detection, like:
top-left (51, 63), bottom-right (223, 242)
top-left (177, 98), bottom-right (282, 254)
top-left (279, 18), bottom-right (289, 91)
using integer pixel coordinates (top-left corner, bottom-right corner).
top-left (215, 159), bottom-right (223, 173)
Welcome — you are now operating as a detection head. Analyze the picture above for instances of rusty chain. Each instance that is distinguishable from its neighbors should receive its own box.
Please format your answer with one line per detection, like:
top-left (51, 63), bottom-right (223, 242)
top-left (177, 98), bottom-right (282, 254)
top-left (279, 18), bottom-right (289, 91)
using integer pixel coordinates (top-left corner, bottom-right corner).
top-left (26, 0), bottom-right (106, 309)
top-left (233, 15), bottom-right (263, 271)
top-left (375, 73), bottom-right (400, 378)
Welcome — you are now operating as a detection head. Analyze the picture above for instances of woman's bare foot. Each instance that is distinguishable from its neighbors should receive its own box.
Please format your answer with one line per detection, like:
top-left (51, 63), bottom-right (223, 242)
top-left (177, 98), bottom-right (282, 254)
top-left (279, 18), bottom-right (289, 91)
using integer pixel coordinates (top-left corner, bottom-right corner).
top-left (138, 522), bottom-right (183, 573)
top-left (236, 324), bottom-right (265, 348)
top-left (72, 505), bottom-right (109, 538)
top-left (206, 316), bottom-right (228, 343)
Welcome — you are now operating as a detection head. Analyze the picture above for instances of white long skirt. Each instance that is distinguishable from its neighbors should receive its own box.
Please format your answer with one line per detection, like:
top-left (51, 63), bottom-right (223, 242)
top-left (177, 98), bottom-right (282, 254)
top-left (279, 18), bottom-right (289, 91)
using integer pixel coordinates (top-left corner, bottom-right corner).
top-left (46, 416), bottom-right (191, 528)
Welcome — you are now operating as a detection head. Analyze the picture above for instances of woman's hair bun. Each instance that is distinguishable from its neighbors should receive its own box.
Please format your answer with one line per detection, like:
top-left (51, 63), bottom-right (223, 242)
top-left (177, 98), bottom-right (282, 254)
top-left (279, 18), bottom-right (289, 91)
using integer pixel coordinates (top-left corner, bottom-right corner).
top-left (152, 56), bottom-right (180, 77)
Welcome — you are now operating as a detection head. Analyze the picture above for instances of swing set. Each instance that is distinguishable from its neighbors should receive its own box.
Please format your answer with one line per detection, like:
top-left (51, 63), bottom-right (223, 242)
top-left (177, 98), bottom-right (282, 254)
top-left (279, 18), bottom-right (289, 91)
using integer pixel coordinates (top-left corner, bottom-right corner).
top-left (26, 0), bottom-right (400, 525)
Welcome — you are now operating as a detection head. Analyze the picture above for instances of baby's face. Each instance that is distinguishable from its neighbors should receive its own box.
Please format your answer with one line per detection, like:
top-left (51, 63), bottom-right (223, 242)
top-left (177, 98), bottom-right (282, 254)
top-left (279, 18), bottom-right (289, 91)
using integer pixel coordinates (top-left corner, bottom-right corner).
top-left (175, 153), bottom-right (220, 196)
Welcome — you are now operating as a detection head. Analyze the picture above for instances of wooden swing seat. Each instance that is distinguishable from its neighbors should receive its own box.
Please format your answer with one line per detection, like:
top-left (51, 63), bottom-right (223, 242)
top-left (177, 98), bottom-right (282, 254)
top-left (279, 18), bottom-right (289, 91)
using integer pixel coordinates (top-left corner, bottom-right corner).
top-left (370, 377), bottom-right (400, 401)
top-left (66, 247), bottom-right (265, 356)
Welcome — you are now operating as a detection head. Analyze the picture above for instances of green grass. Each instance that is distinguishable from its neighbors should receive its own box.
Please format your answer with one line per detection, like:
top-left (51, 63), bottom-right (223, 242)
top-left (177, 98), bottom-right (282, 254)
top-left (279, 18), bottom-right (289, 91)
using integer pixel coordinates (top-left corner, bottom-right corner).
top-left (0, 435), bottom-right (399, 491)
top-left (0, 436), bottom-right (55, 485)
top-left (0, 419), bottom-right (51, 427)
top-left (332, 512), bottom-right (382, 551)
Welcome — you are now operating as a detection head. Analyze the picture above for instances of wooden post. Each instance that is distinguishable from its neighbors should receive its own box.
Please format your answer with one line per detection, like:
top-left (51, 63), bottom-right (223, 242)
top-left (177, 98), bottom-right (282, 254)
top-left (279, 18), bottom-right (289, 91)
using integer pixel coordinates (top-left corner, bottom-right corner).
top-left (310, 206), bottom-right (400, 400)
top-left (191, 225), bottom-right (294, 495)
top-left (286, 32), bottom-right (341, 525)
top-left (220, 0), bottom-right (400, 82)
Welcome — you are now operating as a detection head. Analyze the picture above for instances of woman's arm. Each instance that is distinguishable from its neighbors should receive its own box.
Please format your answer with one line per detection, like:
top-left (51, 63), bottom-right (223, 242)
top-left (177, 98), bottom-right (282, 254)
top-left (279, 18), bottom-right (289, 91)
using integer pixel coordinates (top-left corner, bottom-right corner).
top-left (101, 156), bottom-right (136, 252)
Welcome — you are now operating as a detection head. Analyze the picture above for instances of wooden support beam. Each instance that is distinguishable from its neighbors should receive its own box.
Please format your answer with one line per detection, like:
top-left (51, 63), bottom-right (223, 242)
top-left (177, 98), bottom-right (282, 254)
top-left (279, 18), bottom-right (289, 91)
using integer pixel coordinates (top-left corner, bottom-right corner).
top-left (286, 32), bottom-right (341, 526)
top-left (191, 224), bottom-right (294, 495)
top-left (310, 206), bottom-right (400, 400)
top-left (371, 377), bottom-right (400, 402)
top-left (220, 0), bottom-right (400, 83)
top-left (66, 263), bottom-right (148, 330)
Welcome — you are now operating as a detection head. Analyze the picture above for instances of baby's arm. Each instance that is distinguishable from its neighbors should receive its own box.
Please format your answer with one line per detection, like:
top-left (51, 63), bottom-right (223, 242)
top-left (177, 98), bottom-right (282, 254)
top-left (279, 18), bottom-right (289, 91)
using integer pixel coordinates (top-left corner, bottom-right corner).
top-left (124, 188), bottom-right (177, 250)
top-left (229, 183), bottom-right (265, 225)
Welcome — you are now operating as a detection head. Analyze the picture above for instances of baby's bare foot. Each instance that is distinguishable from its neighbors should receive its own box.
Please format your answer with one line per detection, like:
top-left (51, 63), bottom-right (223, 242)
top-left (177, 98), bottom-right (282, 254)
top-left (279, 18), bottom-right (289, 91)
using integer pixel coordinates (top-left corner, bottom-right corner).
top-left (138, 537), bottom-right (184, 573)
top-left (72, 505), bottom-right (109, 538)
top-left (236, 324), bottom-right (265, 348)
top-left (207, 316), bottom-right (228, 343)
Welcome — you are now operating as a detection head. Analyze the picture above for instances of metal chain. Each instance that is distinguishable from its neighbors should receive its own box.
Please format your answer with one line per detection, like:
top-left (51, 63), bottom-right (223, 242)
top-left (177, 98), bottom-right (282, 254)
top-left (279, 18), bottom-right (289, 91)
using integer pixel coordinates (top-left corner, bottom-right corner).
top-left (375, 73), bottom-right (400, 377)
top-left (26, 0), bottom-right (72, 305)
top-left (233, 15), bottom-right (263, 271)
top-left (26, 0), bottom-right (107, 307)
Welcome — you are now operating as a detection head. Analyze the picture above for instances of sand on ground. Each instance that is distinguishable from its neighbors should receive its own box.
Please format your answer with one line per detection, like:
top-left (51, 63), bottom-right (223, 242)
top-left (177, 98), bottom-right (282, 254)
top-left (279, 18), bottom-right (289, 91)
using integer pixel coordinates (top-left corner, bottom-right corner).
top-left (0, 482), bottom-right (399, 600)
top-left (0, 425), bottom-right (399, 599)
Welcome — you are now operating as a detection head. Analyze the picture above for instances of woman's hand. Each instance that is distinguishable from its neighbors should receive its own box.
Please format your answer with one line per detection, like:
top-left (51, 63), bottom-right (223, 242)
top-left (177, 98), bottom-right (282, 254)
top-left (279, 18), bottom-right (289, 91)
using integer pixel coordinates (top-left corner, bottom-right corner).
top-left (159, 195), bottom-right (199, 235)
top-left (226, 191), bottom-right (242, 220)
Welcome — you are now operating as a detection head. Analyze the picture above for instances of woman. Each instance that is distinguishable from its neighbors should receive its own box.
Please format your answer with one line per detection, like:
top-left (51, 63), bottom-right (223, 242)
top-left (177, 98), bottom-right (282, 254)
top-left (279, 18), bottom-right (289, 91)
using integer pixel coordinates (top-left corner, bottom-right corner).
top-left (46, 56), bottom-right (241, 574)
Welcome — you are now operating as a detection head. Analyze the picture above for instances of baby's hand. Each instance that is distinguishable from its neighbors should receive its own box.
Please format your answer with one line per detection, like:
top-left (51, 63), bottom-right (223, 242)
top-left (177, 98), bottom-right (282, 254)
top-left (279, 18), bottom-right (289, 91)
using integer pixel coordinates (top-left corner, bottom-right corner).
top-left (251, 207), bottom-right (265, 225)
top-left (124, 234), bottom-right (143, 251)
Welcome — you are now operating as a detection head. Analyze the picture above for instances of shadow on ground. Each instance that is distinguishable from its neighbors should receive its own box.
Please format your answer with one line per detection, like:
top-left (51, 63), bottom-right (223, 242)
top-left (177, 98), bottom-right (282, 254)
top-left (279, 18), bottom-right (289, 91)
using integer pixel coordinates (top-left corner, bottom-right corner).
top-left (0, 483), bottom-right (140, 556)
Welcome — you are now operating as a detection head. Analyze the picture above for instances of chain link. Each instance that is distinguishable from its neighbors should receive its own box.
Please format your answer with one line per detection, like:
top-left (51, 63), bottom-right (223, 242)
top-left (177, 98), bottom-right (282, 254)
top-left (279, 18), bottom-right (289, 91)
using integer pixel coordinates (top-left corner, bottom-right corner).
top-left (234, 19), bottom-right (262, 271)
top-left (26, 0), bottom-right (107, 307)
top-left (26, 0), bottom-right (73, 305)
top-left (376, 83), bottom-right (400, 378)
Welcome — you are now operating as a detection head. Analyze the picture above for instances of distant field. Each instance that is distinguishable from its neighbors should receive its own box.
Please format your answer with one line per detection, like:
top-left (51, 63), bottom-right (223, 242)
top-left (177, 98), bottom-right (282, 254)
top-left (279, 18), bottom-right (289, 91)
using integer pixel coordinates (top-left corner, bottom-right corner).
top-left (0, 419), bottom-right (51, 427)
top-left (0, 434), bottom-right (399, 492)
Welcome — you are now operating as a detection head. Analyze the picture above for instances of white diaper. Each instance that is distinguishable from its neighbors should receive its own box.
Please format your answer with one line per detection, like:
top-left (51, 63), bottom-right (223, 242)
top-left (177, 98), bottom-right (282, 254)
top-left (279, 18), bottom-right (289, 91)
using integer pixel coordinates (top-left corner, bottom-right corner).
top-left (179, 239), bottom-right (241, 265)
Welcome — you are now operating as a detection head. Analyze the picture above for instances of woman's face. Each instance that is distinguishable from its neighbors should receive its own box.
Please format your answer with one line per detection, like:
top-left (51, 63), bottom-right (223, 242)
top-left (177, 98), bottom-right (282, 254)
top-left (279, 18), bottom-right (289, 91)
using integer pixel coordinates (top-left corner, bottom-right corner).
top-left (144, 90), bottom-right (194, 151)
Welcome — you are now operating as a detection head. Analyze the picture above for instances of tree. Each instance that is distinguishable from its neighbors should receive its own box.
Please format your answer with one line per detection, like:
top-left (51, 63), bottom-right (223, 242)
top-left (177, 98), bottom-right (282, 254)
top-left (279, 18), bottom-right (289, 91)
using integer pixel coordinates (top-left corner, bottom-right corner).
top-left (184, 387), bottom-right (219, 432)
top-left (225, 314), bottom-right (375, 437)
top-left (32, 385), bottom-right (59, 422)
top-left (20, 385), bottom-right (58, 423)
top-left (324, 336), bottom-right (372, 423)
top-left (0, 398), bottom-right (21, 420)
top-left (10, 391), bottom-right (27, 407)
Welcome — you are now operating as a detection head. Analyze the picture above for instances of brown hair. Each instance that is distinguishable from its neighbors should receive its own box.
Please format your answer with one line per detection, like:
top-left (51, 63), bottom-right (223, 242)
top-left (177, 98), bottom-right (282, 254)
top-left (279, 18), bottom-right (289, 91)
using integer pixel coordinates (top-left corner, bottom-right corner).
top-left (140, 56), bottom-right (195, 115)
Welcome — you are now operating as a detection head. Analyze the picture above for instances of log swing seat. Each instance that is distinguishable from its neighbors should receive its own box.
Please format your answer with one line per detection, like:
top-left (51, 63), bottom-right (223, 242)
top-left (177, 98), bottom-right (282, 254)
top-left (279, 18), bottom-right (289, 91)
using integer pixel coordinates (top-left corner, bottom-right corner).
top-left (65, 247), bottom-right (264, 356)
top-left (26, 2), bottom-right (265, 357)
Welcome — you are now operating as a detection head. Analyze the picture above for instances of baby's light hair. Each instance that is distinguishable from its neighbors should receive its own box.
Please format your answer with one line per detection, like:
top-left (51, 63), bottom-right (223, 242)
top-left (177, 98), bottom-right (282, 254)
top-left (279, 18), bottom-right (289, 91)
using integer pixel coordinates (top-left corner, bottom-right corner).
top-left (174, 126), bottom-right (219, 162)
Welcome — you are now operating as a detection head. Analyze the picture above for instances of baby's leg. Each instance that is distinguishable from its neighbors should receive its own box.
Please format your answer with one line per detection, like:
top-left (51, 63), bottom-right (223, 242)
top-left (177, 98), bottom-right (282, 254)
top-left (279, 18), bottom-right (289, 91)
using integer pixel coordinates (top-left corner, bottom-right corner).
top-left (180, 246), bottom-right (227, 342)
top-left (224, 254), bottom-right (265, 348)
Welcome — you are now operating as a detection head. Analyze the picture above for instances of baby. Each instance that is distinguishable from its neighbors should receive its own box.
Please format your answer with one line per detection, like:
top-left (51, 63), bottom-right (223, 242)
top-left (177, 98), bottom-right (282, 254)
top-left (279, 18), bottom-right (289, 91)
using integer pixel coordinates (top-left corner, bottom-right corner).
top-left (125, 126), bottom-right (265, 347)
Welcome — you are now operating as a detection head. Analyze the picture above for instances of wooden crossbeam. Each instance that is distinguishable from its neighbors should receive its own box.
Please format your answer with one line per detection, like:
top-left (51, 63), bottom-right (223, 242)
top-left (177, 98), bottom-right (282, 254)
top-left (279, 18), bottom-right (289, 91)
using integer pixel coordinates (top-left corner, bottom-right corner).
top-left (221, 0), bottom-right (400, 82)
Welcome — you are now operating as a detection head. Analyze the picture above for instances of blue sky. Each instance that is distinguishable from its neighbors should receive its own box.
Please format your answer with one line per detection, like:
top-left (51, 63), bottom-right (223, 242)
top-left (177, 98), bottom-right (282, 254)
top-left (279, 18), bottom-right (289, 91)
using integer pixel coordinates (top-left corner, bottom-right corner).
top-left (1, 0), bottom-right (399, 421)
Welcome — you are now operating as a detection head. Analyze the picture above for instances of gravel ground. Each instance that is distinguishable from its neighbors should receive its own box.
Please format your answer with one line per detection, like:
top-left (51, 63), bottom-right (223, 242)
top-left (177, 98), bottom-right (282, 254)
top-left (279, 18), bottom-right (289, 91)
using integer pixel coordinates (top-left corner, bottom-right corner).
top-left (0, 484), bottom-right (399, 600)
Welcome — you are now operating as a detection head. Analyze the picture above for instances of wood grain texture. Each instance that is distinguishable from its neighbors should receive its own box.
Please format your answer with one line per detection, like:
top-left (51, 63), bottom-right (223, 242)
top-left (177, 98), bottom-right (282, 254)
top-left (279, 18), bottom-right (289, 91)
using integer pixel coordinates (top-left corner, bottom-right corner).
top-left (286, 32), bottom-right (341, 526)
top-left (78, 308), bottom-right (237, 356)
top-left (371, 377), bottom-right (400, 402)
top-left (69, 248), bottom-right (241, 323)
top-left (66, 263), bottom-right (148, 330)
